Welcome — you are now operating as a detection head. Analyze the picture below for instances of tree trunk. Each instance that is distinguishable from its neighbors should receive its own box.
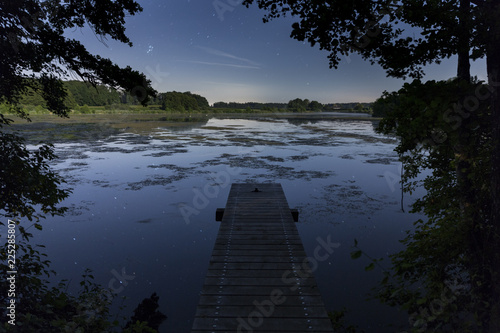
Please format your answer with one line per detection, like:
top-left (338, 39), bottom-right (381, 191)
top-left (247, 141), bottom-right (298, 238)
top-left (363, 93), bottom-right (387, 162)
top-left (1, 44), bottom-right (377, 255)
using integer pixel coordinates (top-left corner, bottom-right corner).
top-left (455, 1), bottom-right (479, 298)
top-left (457, 0), bottom-right (471, 82)
top-left (456, 1), bottom-right (497, 329)
top-left (486, 1), bottom-right (500, 331)
top-left (455, 0), bottom-right (471, 210)
top-left (455, 0), bottom-right (471, 204)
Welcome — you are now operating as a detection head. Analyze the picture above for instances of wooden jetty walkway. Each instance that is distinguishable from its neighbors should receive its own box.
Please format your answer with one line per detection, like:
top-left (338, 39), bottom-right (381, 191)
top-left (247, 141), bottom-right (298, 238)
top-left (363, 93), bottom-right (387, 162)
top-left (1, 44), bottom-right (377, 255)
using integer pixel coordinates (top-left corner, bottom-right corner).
top-left (192, 183), bottom-right (334, 332)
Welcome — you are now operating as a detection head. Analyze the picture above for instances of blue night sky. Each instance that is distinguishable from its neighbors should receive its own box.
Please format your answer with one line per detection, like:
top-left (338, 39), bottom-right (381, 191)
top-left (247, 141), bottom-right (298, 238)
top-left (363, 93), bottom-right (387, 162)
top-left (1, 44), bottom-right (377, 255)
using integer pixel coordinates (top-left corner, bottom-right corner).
top-left (69, 0), bottom-right (487, 105)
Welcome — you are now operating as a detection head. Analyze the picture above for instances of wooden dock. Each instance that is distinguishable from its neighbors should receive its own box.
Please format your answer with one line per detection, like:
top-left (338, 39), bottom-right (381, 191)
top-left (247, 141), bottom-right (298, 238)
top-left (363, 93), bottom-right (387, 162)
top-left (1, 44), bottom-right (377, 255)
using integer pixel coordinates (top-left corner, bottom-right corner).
top-left (192, 183), bottom-right (334, 332)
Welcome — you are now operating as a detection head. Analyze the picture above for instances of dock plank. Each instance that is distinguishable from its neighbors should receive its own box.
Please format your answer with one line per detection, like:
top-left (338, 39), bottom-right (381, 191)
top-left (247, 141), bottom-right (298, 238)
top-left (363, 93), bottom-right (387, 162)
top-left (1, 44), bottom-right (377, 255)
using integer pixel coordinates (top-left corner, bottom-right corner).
top-left (191, 183), bottom-right (333, 332)
top-left (195, 305), bottom-right (330, 318)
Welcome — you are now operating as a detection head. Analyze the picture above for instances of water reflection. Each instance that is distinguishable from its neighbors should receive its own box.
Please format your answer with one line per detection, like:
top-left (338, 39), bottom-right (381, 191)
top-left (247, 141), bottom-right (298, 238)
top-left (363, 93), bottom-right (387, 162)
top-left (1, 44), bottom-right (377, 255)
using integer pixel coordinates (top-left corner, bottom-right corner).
top-left (29, 116), bottom-right (424, 332)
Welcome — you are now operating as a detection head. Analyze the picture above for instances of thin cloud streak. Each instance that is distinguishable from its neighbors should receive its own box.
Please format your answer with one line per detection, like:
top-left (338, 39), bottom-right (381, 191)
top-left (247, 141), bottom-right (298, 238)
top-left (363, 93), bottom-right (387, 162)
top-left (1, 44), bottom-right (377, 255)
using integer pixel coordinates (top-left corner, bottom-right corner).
top-left (196, 46), bottom-right (261, 67)
top-left (180, 60), bottom-right (260, 69)
top-left (201, 81), bottom-right (253, 87)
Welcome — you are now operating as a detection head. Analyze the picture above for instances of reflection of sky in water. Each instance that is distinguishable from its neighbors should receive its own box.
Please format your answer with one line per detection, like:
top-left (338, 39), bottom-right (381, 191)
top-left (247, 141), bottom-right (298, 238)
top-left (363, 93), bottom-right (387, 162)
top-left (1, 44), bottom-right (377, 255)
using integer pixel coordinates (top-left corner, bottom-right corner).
top-left (28, 117), bottom-right (426, 332)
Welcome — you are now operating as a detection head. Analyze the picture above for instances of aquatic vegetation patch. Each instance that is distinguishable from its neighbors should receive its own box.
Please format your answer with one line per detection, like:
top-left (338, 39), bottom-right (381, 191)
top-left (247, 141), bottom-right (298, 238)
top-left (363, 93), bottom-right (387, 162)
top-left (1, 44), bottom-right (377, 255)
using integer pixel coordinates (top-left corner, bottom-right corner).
top-left (53, 149), bottom-right (89, 162)
top-left (195, 153), bottom-right (334, 181)
top-left (6, 122), bottom-right (122, 143)
top-left (125, 164), bottom-right (206, 190)
top-left (227, 137), bottom-right (287, 146)
top-left (70, 161), bottom-right (88, 167)
top-left (144, 148), bottom-right (189, 157)
top-left (288, 138), bottom-right (338, 146)
top-left (147, 164), bottom-right (196, 173)
top-left (302, 124), bottom-right (397, 144)
top-left (296, 181), bottom-right (398, 225)
top-left (364, 157), bottom-right (395, 165)
top-left (321, 182), bottom-right (396, 216)
top-left (251, 169), bottom-right (334, 181)
top-left (288, 155), bottom-right (309, 161)
top-left (361, 152), bottom-right (399, 165)
top-left (262, 155), bottom-right (285, 162)
top-left (126, 174), bottom-right (187, 190)
top-left (63, 201), bottom-right (95, 221)
top-left (92, 180), bottom-right (117, 188)
top-left (91, 144), bottom-right (150, 154)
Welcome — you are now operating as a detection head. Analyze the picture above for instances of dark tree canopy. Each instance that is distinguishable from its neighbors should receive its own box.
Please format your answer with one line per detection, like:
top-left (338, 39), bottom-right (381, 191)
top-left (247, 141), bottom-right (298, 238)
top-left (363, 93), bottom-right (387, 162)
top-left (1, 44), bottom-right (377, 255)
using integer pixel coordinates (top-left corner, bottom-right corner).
top-left (308, 100), bottom-right (323, 111)
top-left (160, 91), bottom-right (209, 111)
top-left (64, 80), bottom-right (121, 107)
top-left (242, 0), bottom-right (497, 79)
top-left (0, 132), bottom-right (68, 222)
top-left (0, 0), bottom-right (156, 123)
top-left (287, 98), bottom-right (309, 112)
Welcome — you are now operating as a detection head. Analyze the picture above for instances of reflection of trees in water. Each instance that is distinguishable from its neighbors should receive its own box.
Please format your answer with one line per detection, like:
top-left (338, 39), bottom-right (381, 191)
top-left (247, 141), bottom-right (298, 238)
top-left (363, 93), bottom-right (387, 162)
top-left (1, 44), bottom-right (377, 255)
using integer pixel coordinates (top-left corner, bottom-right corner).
top-left (162, 119), bottom-right (210, 132)
top-left (158, 116), bottom-right (209, 125)
top-left (371, 120), bottom-right (380, 133)
top-left (285, 117), bottom-right (353, 126)
top-left (285, 117), bottom-right (374, 127)
top-left (285, 118), bottom-right (325, 126)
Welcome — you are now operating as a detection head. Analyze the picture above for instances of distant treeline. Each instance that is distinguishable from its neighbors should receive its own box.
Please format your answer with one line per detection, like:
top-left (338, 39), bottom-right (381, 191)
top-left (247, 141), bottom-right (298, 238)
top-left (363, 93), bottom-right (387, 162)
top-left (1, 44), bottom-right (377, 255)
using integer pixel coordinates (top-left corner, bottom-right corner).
top-left (15, 80), bottom-right (146, 108)
top-left (10, 81), bottom-right (208, 112)
top-left (214, 101), bottom-right (287, 111)
top-left (214, 99), bottom-right (372, 112)
top-left (5, 80), bottom-right (372, 113)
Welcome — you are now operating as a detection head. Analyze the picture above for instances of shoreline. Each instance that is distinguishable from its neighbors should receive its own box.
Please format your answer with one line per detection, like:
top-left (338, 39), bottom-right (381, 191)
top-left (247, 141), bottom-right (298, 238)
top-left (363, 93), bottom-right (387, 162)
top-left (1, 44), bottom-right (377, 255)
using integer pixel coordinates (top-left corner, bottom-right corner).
top-left (3, 111), bottom-right (379, 125)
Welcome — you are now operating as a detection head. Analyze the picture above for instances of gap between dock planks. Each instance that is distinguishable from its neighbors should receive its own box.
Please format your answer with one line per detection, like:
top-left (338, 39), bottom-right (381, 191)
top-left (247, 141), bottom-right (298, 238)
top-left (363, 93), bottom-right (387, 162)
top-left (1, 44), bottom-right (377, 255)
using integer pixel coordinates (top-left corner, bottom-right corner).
top-left (191, 183), bottom-right (334, 332)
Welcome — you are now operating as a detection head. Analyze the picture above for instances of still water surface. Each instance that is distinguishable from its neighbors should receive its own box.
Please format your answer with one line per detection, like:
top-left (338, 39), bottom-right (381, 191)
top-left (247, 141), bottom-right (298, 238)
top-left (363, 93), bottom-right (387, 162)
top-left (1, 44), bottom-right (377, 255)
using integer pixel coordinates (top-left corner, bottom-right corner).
top-left (27, 115), bottom-right (425, 332)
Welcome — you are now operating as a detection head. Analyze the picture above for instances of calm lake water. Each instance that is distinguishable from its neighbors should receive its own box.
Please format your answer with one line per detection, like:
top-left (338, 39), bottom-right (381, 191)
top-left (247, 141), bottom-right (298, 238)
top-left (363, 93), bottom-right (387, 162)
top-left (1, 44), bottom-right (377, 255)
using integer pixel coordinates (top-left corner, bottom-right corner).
top-left (18, 113), bottom-right (426, 332)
